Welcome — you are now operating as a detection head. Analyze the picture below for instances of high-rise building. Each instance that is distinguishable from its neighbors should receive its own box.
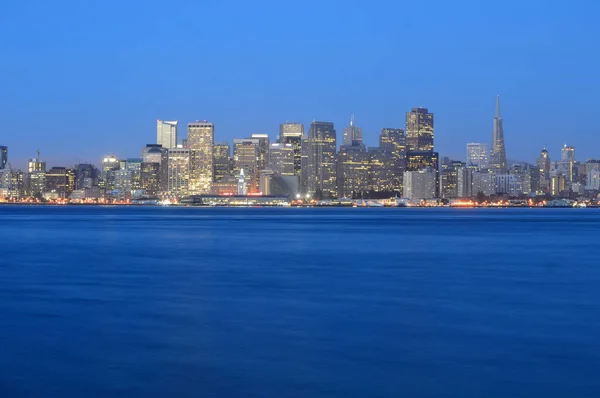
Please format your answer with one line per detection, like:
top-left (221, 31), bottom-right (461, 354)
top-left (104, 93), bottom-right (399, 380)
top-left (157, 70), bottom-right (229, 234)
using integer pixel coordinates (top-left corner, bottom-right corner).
top-left (251, 134), bottom-right (270, 173)
top-left (45, 167), bottom-right (75, 198)
top-left (303, 121), bottom-right (337, 198)
top-left (142, 144), bottom-right (168, 193)
top-left (28, 152), bottom-right (46, 173)
top-left (0, 169), bottom-right (24, 199)
top-left (495, 174), bottom-right (522, 196)
top-left (490, 96), bottom-right (508, 174)
top-left (279, 123), bottom-right (304, 176)
top-left (269, 142), bottom-right (295, 176)
top-left (233, 138), bottom-right (260, 193)
top-left (336, 145), bottom-right (369, 198)
top-left (586, 160), bottom-right (600, 190)
top-left (157, 120), bottom-right (178, 149)
top-left (140, 162), bottom-right (161, 196)
top-left (551, 175), bottom-right (566, 196)
top-left (403, 168), bottom-right (437, 201)
top-left (26, 171), bottom-right (46, 197)
top-left (440, 161), bottom-right (465, 199)
top-left (537, 148), bottom-right (551, 194)
top-left (466, 143), bottom-right (489, 170)
top-left (457, 166), bottom-right (473, 198)
top-left (379, 128), bottom-right (406, 192)
top-left (0, 146), bottom-right (7, 170)
top-left (126, 158), bottom-right (142, 192)
top-left (560, 144), bottom-right (575, 182)
top-left (342, 115), bottom-right (363, 146)
top-left (406, 150), bottom-right (439, 196)
top-left (188, 122), bottom-right (214, 194)
top-left (213, 143), bottom-right (231, 181)
top-left (405, 108), bottom-right (434, 152)
top-left (472, 170), bottom-right (495, 196)
top-left (167, 147), bottom-right (190, 196)
top-left (509, 163), bottom-right (533, 195)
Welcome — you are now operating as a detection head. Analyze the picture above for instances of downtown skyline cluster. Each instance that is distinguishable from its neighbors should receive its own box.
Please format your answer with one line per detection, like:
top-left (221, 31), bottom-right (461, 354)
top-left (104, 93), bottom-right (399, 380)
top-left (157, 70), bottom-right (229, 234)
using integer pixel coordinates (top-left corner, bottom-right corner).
top-left (0, 96), bottom-right (596, 203)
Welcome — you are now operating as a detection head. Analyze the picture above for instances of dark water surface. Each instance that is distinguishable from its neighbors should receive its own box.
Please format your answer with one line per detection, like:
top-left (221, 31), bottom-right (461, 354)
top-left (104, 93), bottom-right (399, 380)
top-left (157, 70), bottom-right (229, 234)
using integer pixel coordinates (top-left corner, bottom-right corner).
top-left (1, 206), bottom-right (600, 397)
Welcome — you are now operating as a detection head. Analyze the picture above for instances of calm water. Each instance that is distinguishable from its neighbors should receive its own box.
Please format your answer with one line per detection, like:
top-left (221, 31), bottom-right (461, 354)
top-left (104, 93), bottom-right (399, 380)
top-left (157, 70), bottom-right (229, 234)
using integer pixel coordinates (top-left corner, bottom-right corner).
top-left (1, 206), bottom-right (600, 397)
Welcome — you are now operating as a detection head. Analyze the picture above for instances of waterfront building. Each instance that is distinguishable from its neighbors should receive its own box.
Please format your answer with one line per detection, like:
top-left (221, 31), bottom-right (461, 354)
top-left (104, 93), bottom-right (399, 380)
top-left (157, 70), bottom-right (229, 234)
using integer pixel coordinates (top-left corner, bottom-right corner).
top-left (406, 108), bottom-right (434, 152)
top-left (551, 175), bottom-right (566, 196)
top-left (211, 176), bottom-right (239, 195)
top-left (45, 167), bottom-right (75, 198)
top-left (490, 96), bottom-right (508, 174)
top-left (466, 143), bottom-right (489, 170)
top-left (157, 120), bottom-right (178, 149)
top-left (142, 144), bottom-right (168, 193)
top-left (472, 169), bottom-right (495, 196)
top-left (342, 115), bottom-right (363, 146)
top-left (75, 164), bottom-right (99, 190)
top-left (406, 150), bottom-right (439, 196)
top-left (261, 173), bottom-right (300, 197)
top-left (233, 138), bottom-right (260, 193)
top-left (126, 158), bottom-right (142, 192)
top-left (269, 142), bottom-right (294, 176)
top-left (303, 121), bottom-right (337, 198)
top-left (537, 148), bottom-right (551, 194)
top-left (0, 169), bottom-right (24, 198)
top-left (495, 174), bottom-right (522, 196)
top-left (509, 163), bottom-right (533, 195)
top-left (140, 162), bottom-right (161, 196)
top-left (167, 147), bottom-right (190, 196)
top-left (403, 168), bottom-right (437, 201)
top-left (440, 161), bottom-right (465, 199)
top-left (279, 123), bottom-right (304, 176)
top-left (213, 142), bottom-right (231, 181)
top-left (457, 166), bottom-right (473, 198)
top-left (113, 169), bottom-right (133, 198)
top-left (188, 122), bottom-right (214, 194)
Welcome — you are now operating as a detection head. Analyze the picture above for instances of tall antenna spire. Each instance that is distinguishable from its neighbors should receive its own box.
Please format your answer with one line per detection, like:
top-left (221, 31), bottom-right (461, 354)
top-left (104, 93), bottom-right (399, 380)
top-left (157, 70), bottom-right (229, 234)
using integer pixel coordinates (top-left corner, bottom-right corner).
top-left (350, 113), bottom-right (354, 127)
top-left (495, 95), bottom-right (501, 119)
top-left (37, 149), bottom-right (40, 162)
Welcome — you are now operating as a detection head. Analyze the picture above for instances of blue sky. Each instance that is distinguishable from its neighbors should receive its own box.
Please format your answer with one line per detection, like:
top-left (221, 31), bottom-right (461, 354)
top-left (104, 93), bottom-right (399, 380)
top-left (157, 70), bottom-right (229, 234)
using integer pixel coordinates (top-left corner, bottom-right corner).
top-left (1, 0), bottom-right (599, 169)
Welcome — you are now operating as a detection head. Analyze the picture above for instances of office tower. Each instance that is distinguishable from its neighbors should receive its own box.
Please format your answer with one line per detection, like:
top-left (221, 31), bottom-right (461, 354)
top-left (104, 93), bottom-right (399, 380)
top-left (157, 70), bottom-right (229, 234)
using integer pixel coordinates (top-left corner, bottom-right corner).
top-left (495, 174), bottom-right (522, 196)
top-left (0, 146), bottom-right (7, 170)
top-left (75, 164), bottom-right (99, 190)
top-left (336, 145), bottom-right (370, 198)
top-left (125, 158), bottom-right (142, 191)
top-left (188, 122), bottom-right (214, 194)
top-left (269, 142), bottom-right (295, 176)
top-left (280, 123), bottom-right (304, 176)
top-left (379, 128), bottom-right (406, 192)
top-left (28, 151), bottom-right (46, 173)
top-left (405, 108), bottom-right (434, 152)
top-left (537, 148), bottom-right (551, 194)
top-left (561, 144), bottom-right (575, 182)
top-left (342, 115), bottom-right (363, 146)
top-left (440, 161), bottom-right (465, 199)
top-left (140, 162), bottom-right (161, 196)
top-left (368, 148), bottom-right (396, 193)
top-left (551, 175), bottom-right (566, 196)
top-left (167, 147), bottom-right (190, 196)
top-left (213, 143), bottom-right (231, 182)
top-left (233, 138), bottom-right (260, 193)
top-left (457, 166), bottom-right (473, 198)
top-left (466, 143), bottom-right (489, 170)
top-left (26, 171), bottom-right (46, 197)
top-left (0, 169), bottom-right (24, 199)
top-left (406, 150), bottom-right (439, 196)
top-left (142, 144), bottom-right (168, 193)
top-left (45, 167), bottom-right (74, 198)
top-left (157, 120), bottom-right (178, 149)
top-left (251, 134), bottom-right (270, 172)
top-left (113, 168), bottom-right (133, 198)
top-left (101, 155), bottom-right (119, 191)
top-left (585, 160), bottom-right (600, 190)
top-left (403, 168), bottom-right (437, 201)
top-left (490, 96), bottom-right (508, 174)
top-left (302, 121), bottom-right (337, 198)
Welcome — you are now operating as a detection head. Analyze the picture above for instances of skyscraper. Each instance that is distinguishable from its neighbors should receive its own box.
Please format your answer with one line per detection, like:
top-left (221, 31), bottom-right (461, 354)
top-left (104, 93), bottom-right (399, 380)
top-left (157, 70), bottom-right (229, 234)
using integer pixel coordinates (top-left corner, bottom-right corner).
top-left (167, 147), bottom-right (190, 196)
top-left (213, 142), bottom-right (232, 182)
top-left (466, 143), bottom-right (489, 170)
top-left (251, 134), bottom-right (270, 173)
top-left (379, 128), bottom-right (406, 192)
top-left (233, 138), bottom-right (260, 193)
top-left (269, 142), bottom-right (295, 175)
top-left (303, 121), bottom-right (337, 198)
top-left (405, 108), bottom-right (434, 152)
top-left (403, 168), bottom-right (437, 201)
top-left (537, 148), bottom-right (551, 194)
top-left (142, 144), bottom-right (168, 193)
top-left (0, 146), bottom-right (7, 170)
top-left (490, 96), bottom-right (508, 174)
top-left (561, 144), bottom-right (575, 182)
top-left (157, 120), bottom-right (178, 149)
top-left (279, 123), bottom-right (304, 176)
top-left (342, 115), bottom-right (363, 146)
top-left (188, 122), bottom-right (214, 194)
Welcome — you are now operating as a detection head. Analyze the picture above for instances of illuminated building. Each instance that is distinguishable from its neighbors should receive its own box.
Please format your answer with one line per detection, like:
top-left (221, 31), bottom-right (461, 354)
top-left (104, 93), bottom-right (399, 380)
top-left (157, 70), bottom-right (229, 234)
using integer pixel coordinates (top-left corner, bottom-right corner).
top-left (126, 158), bottom-right (142, 191)
top-left (279, 123), bottom-right (304, 176)
top-left (379, 128), bottom-right (406, 192)
top-left (466, 143), bottom-right (489, 170)
top-left (28, 152), bottom-right (46, 173)
top-left (167, 147), bottom-right (190, 196)
top-left (140, 162), bottom-right (160, 196)
top-left (560, 144), bottom-right (575, 182)
top-left (213, 142), bottom-right (231, 181)
top-left (188, 122), bottom-right (214, 194)
top-left (0, 169), bottom-right (24, 198)
top-left (368, 148), bottom-right (396, 193)
top-left (45, 167), bottom-right (74, 198)
top-left (113, 169), bottom-right (133, 198)
top-left (342, 115), bottom-right (362, 146)
top-left (405, 108), bottom-right (434, 152)
top-left (509, 163), bottom-right (533, 195)
top-left (157, 120), bottom-right (178, 149)
top-left (211, 176), bottom-right (238, 195)
top-left (142, 144), bottom-right (168, 193)
top-left (75, 164), bottom-right (99, 190)
top-left (457, 166), bottom-right (473, 198)
top-left (406, 150), bottom-right (439, 196)
top-left (238, 168), bottom-right (247, 195)
top-left (303, 121), bottom-right (337, 198)
top-left (403, 168), bottom-right (436, 201)
top-left (495, 174), bottom-right (522, 196)
top-left (586, 160), bottom-right (600, 190)
top-left (490, 96), bottom-right (508, 174)
top-left (251, 134), bottom-right (270, 173)
top-left (440, 161), bottom-right (465, 199)
top-left (472, 170), bottom-right (495, 196)
top-left (537, 148), bottom-right (551, 194)
top-left (336, 145), bottom-right (369, 198)
top-left (233, 138), bottom-right (259, 193)
top-left (180, 194), bottom-right (289, 207)
top-left (551, 175), bottom-right (566, 196)
top-left (0, 146), bottom-right (7, 170)
top-left (269, 142), bottom-right (295, 175)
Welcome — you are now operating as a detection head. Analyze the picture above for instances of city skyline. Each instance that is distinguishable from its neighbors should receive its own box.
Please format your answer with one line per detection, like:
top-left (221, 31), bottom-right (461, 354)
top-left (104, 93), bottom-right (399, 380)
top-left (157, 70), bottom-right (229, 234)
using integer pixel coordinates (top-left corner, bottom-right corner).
top-left (2, 1), bottom-right (599, 167)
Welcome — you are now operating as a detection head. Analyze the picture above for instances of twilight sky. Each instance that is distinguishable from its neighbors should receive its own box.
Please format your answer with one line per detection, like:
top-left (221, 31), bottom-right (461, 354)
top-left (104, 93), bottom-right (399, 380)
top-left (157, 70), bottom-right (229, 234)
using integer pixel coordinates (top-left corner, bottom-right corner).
top-left (1, 0), bottom-right (599, 169)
